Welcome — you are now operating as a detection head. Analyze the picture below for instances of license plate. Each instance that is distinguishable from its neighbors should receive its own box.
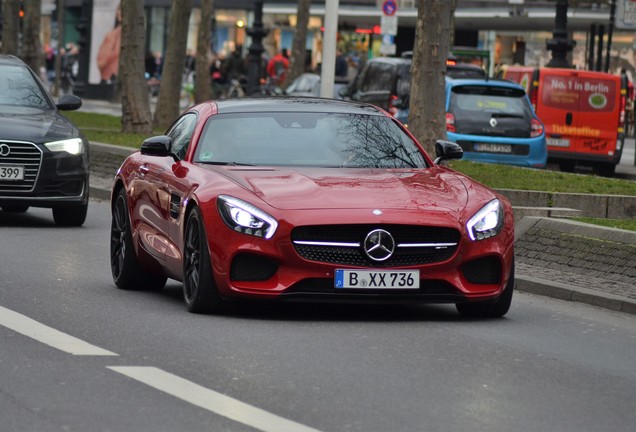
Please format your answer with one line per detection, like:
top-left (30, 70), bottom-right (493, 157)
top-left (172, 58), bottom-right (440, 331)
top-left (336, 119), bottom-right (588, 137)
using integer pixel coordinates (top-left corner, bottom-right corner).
top-left (547, 138), bottom-right (570, 148)
top-left (474, 143), bottom-right (512, 153)
top-left (0, 165), bottom-right (24, 180)
top-left (335, 269), bottom-right (420, 289)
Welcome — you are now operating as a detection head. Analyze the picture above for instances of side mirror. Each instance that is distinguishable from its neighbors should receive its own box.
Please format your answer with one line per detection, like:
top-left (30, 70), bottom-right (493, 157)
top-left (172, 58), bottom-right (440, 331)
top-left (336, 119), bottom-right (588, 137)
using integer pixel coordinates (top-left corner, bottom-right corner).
top-left (433, 140), bottom-right (463, 164)
top-left (141, 135), bottom-right (174, 159)
top-left (56, 94), bottom-right (82, 111)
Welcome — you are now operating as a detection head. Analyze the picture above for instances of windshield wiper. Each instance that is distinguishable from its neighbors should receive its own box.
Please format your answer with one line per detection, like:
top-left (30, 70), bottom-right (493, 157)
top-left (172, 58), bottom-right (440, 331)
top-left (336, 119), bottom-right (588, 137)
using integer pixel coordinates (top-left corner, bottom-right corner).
top-left (490, 113), bottom-right (525, 119)
top-left (201, 161), bottom-right (255, 166)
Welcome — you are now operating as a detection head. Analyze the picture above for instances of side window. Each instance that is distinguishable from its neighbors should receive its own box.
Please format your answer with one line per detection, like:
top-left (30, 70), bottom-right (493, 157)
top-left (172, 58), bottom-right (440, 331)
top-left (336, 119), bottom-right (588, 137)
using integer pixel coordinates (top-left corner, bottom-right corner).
top-left (167, 113), bottom-right (197, 160)
top-left (360, 63), bottom-right (395, 92)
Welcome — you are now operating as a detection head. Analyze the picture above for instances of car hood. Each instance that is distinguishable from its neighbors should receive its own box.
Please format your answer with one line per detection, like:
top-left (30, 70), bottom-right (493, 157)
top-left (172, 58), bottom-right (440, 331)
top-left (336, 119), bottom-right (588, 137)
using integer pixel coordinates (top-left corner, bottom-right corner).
top-left (0, 106), bottom-right (80, 143)
top-left (213, 166), bottom-right (470, 212)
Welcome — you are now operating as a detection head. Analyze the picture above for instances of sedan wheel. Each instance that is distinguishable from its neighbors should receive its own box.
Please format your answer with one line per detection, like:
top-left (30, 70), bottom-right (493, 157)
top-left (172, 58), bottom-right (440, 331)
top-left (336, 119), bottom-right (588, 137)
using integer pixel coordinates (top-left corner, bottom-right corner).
top-left (110, 188), bottom-right (166, 291)
top-left (52, 203), bottom-right (88, 227)
top-left (183, 207), bottom-right (224, 313)
top-left (1, 205), bottom-right (29, 213)
top-left (456, 260), bottom-right (515, 318)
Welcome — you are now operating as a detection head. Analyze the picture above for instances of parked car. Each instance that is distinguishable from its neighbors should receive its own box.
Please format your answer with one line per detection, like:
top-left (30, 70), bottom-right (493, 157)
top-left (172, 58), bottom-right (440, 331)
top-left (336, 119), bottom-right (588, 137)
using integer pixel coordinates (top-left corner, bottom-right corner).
top-left (445, 78), bottom-right (547, 168)
top-left (340, 53), bottom-right (486, 122)
top-left (500, 65), bottom-right (628, 176)
top-left (284, 72), bottom-right (348, 99)
top-left (0, 55), bottom-right (89, 226)
top-left (110, 97), bottom-right (515, 318)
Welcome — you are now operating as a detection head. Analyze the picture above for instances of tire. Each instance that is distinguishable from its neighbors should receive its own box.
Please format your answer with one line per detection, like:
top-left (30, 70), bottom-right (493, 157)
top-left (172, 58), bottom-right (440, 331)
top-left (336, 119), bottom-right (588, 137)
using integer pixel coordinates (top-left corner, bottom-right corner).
top-left (558, 161), bottom-right (576, 173)
top-left (456, 260), bottom-right (515, 319)
top-left (183, 207), bottom-right (225, 314)
top-left (1, 205), bottom-right (29, 213)
top-left (594, 163), bottom-right (616, 178)
top-left (110, 189), bottom-right (166, 291)
top-left (52, 203), bottom-right (88, 227)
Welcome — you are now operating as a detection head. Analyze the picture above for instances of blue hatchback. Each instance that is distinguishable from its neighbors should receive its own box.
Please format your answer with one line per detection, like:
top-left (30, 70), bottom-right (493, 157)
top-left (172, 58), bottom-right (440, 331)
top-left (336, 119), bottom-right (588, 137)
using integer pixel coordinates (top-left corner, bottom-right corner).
top-left (445, 78), bottom-right (547, 168)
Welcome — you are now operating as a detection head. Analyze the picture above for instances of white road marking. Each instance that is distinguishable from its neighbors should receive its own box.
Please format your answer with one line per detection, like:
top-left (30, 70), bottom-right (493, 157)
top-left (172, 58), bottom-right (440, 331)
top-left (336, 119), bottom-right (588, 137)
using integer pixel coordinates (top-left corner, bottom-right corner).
top-left (0, 305), bottom-right (118, 356)
top-left (108, 366), bottom-right (324, 432)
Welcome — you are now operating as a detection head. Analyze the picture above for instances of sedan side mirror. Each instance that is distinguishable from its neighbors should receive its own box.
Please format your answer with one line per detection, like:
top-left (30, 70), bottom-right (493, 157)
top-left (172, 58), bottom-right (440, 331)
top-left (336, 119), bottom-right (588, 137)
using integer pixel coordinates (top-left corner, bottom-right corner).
top-left (56, 94), bottom-right (82, 111)
top-left (141, 135), bottom-right (174, 159)
top-left (433, 140), bottom-right (463, 164)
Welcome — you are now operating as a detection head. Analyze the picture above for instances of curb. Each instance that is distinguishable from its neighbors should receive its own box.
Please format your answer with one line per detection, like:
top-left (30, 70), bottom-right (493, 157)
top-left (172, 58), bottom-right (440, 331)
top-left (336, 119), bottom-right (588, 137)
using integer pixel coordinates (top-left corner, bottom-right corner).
top-left (516, 275), bottom-right (636, 315)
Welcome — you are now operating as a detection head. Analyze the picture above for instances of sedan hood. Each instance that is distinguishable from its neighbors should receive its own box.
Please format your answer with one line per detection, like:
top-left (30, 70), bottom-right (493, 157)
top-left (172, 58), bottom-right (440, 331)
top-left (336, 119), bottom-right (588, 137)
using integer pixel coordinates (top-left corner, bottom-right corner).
top-left (215, 166), bottom-right (470, 213)
top-left (0, 106), bottom-right (79, 143)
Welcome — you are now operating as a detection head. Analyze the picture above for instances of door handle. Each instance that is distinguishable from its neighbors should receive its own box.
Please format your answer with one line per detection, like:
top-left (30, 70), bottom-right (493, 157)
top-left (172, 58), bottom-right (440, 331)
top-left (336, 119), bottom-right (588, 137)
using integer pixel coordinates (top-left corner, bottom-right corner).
top-left (139, 164), bottom-right (150, 174)
top-left (565, 112), bottom-right (573, 125)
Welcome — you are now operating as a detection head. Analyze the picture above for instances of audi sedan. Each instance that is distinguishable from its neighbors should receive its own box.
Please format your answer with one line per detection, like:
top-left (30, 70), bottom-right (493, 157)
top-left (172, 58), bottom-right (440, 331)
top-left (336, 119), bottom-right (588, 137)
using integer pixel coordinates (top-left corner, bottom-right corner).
top-left (0, 55), bottom-right (89, 226)
top-left (110, 97), bottom-right (515, 317)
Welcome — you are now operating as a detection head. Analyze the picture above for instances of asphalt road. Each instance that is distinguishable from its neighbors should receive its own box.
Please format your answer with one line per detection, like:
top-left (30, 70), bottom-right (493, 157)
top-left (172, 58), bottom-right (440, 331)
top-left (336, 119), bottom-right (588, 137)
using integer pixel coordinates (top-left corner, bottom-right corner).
top-left (1, 201), bottom-right (636, 432)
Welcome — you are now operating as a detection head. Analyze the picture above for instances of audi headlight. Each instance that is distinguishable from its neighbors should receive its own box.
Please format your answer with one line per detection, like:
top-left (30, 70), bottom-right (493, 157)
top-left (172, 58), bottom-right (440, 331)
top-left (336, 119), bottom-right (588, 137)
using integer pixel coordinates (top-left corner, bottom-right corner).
top-left (45, 138), bottom-right (84, 155)
top-left (466, 199), bottom-right (503, 241)
top-left (217, 195), bottom-right (278, 239)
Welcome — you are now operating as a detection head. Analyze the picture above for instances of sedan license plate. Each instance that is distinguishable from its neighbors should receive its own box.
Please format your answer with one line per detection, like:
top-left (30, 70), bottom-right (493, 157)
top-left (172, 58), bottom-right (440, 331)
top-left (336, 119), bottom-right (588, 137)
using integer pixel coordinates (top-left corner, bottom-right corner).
top-left (335, 269), bottom-right (420, 289)
top-left (547, 138), bottom-right (570, 148)
top-left (474, 143), bottom-right (512, 153)
top-left (0, 165), bottom-right (24, 180)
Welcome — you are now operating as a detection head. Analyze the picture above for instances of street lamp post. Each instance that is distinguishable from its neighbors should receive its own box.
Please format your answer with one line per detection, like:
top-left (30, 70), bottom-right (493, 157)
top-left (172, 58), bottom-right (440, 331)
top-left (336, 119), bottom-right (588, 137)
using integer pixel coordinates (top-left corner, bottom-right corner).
top-left (246, 0), bottom-right (268, 95)
top-left (73, 0), bottom-right (92, 97)
top-left (546, 0), bottom-right (575, 68)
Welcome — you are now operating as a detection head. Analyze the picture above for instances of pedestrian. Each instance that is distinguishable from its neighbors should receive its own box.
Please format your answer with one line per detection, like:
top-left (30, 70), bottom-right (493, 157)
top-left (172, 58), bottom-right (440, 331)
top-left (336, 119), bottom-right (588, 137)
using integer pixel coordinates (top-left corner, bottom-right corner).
top-left (266, 48), bottom-right (290, 86)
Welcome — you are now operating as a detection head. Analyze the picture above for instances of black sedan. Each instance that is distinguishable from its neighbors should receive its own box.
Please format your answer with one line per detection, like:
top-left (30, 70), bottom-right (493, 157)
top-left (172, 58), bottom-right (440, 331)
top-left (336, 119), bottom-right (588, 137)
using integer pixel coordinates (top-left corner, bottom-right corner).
top-left (0, 55), bottom-right (89, 226)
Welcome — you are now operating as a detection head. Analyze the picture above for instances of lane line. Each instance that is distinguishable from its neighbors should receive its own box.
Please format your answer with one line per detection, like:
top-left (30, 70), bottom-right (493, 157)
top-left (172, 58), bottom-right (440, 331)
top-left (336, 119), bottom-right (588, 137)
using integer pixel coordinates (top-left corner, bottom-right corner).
top-left (0, 305), bottom-right (118, 356)
top-left (108, 366), bottom-right (324, 432)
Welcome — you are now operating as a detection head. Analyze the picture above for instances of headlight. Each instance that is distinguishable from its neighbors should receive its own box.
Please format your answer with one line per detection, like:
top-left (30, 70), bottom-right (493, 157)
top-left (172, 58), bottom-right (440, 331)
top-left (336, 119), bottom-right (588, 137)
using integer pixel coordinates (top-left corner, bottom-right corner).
top-left (466, 199), bottom-right (503, 241)
top-left (44, 138), bottom-right (84, 155)
top-left (217, 195), bottom-right (278, 239)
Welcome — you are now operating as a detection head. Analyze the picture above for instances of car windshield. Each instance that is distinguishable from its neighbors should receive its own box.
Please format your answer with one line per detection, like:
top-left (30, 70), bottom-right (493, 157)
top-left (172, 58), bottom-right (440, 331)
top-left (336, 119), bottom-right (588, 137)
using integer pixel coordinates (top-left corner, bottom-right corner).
top-left (0, 64), bottom-right (52, 109)
top-left (194, 112), bottom-right (429, 169)
top-left (450, 85), bottom-right (531, 119)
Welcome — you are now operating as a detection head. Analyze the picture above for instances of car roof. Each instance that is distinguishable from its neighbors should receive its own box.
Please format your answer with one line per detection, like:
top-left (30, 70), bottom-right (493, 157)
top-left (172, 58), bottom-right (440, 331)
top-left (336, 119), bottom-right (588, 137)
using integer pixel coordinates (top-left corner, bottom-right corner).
top-left (213, 97), bottom-right (385, 115)
top-left (0, 55), bottom-right (28, 67)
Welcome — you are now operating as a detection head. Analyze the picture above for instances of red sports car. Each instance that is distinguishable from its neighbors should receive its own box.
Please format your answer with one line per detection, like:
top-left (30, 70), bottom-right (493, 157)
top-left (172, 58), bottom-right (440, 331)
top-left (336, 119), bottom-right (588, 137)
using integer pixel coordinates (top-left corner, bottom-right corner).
top-left (110, 98), bottom-right (515, 317)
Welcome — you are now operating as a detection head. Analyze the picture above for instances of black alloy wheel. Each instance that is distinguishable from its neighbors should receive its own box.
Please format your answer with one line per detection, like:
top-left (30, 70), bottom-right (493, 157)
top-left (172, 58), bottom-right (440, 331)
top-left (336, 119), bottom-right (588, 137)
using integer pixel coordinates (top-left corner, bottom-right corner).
top-left (183, 207), bottom-right (224, 313)
top-left (110, 188), bottom-right (166, 291)
top-left (1, 205), bottom-right (29, 213)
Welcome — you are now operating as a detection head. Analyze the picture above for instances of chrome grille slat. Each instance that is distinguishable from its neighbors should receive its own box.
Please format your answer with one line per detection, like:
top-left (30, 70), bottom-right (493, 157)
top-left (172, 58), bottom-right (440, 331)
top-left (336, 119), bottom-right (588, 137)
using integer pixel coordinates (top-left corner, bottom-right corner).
top-left (0, 141), bottom-right (43, 193)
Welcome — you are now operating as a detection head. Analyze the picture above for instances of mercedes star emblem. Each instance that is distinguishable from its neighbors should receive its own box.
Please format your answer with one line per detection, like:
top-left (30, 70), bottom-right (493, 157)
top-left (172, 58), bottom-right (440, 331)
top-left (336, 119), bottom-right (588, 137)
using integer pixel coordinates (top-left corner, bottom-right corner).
top-left (364, 229), bottom-right (395, 262)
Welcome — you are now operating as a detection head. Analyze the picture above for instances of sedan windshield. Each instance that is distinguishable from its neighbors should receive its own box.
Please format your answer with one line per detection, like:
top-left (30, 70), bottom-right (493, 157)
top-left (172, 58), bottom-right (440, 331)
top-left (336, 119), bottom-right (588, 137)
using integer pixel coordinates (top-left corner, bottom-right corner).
top-left (194, 112), bottom-right (428, 169)
top-left (0, 64), bottom-right (52, 109)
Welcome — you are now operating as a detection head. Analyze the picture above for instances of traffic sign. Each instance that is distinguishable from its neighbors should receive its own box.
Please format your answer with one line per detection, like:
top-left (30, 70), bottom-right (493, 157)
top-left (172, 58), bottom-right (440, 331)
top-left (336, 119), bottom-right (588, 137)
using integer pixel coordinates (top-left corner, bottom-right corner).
top-left (617, 0), bottom-right (636, 29)
top-left (381, 14), bottom-right (398, 36)
top-left (382, 0), bottom-right (398, 17)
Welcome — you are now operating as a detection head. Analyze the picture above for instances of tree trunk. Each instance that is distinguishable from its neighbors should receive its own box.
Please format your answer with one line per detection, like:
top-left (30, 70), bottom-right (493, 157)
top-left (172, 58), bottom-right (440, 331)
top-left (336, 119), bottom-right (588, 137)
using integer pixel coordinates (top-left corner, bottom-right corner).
top-left (1, 0), bottom-right (21, 55)
top-left (153, 0), bottom-right (193, 130)
top-left (120, 0), bottom-right (152, 134)
top-left (281, 0), bottom-right (311, 89)
top-left (23, 0), bottom-right (43, 75)
top-left (408, 0), bottom-right (455, 156)
top-left (194, 0), bottom-right (214, 104)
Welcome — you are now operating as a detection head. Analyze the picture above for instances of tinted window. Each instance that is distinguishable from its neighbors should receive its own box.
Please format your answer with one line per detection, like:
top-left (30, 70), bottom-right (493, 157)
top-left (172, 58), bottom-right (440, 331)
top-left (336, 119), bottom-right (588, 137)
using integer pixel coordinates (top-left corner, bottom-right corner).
top-left (167, 113), bottom-right (197, 160)
top-left (360, 63), bottom-right (396, 92)
top-left (0, 64), bottom-right (51, 109)
top-left (195, 112), bottom-right (428, 169)
top-left (450, 86), bottom-right (532, 119)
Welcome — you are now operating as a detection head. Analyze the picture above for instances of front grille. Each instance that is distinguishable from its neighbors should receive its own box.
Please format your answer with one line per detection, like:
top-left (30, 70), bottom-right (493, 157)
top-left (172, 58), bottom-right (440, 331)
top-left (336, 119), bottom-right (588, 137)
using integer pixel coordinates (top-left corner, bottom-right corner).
top-left (292, 224), bottom-right (460, 267)
top-left (0, 141), bottom-right (43, 193)
top-left (460, 256), bottom-right (502, 284)
top-left (280, 278), bottom-right (463, 303)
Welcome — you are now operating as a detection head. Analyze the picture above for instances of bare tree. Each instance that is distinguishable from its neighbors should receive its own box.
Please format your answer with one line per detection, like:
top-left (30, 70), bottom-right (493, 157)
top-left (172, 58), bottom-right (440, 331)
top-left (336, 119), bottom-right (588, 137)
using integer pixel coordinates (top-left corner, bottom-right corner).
top-left (1, 0), bottom-right (21, 55)
top-left (153, 0), bottom-right (193, 130)
top-left (194, 0), bottom-right (214, 104)
top-left (23, 0), bottom-right (43, 75)
top-left (282, 0), bottom-right (311, 88)
top-left (119, 0), bottom-right (152, 134)
top-left (408, 0), bottom-right (456, 155)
